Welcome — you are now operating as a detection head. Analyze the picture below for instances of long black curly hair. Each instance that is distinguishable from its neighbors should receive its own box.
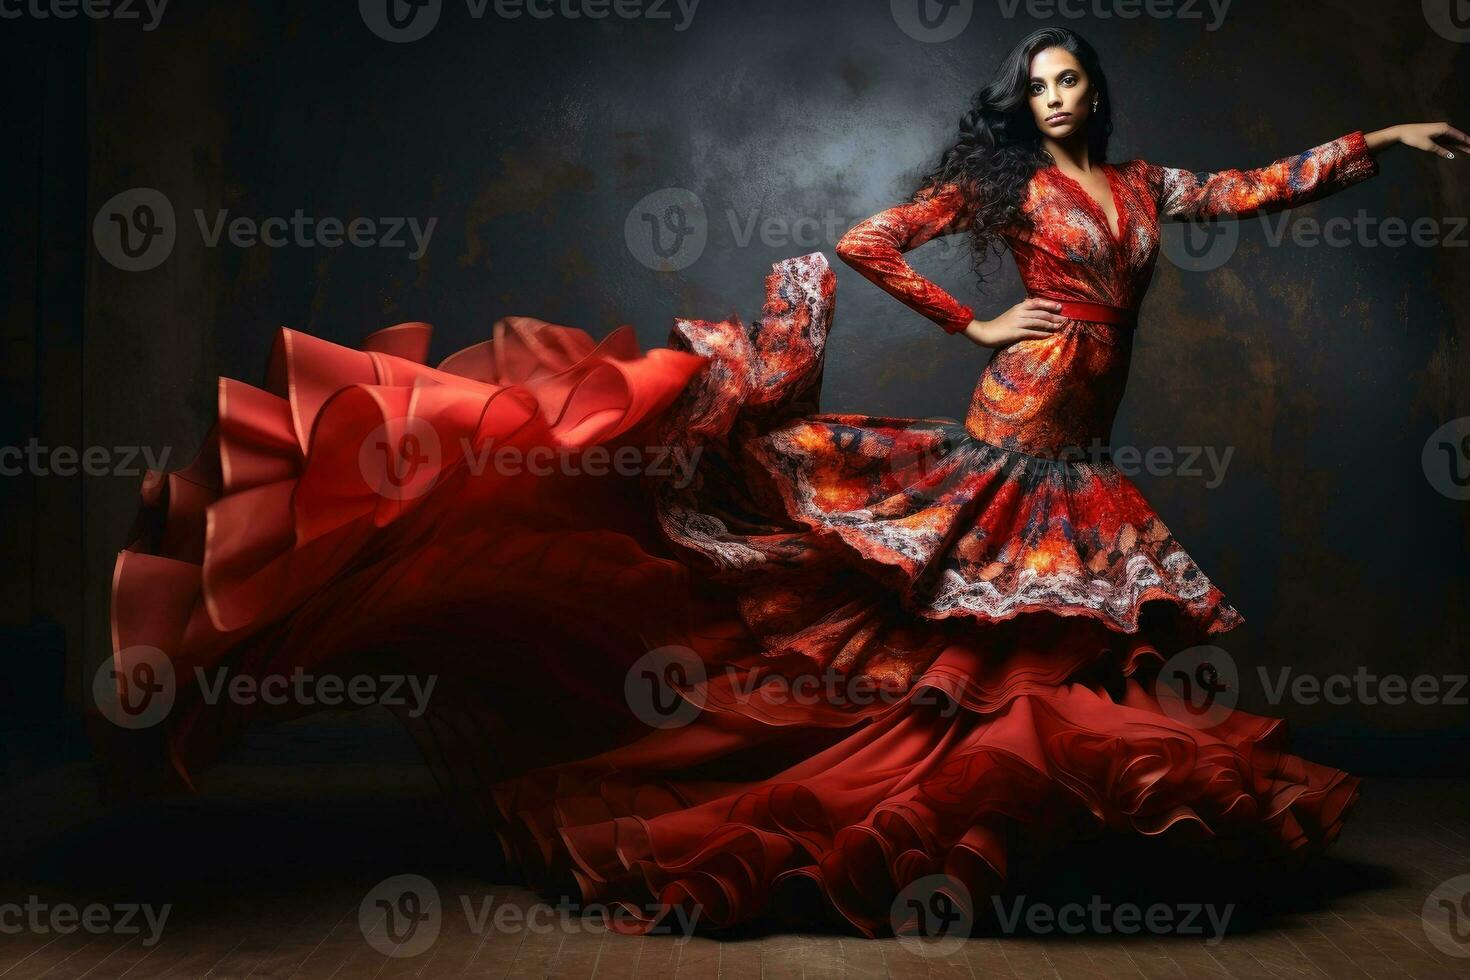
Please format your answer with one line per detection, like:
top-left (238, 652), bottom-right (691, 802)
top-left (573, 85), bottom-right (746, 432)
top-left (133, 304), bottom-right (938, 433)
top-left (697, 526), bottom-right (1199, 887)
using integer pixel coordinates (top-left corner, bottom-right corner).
top-left (917, 27), bottom-right (1114, 288)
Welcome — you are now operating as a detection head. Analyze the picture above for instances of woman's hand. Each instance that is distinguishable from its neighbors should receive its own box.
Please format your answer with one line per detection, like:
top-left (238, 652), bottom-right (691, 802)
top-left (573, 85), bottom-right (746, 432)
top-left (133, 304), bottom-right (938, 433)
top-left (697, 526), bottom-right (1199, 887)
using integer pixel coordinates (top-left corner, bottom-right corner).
top-left (962, 297), bottom-right (1067, 348)
top-left (1366, 122), bottom-right (1470, 159)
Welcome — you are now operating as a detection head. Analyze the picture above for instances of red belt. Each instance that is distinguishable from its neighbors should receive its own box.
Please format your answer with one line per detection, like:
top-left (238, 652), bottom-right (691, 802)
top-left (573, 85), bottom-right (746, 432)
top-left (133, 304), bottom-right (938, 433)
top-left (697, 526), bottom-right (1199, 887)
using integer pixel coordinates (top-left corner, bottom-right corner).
top-left (1031, 295), bottom-right (1138, 328)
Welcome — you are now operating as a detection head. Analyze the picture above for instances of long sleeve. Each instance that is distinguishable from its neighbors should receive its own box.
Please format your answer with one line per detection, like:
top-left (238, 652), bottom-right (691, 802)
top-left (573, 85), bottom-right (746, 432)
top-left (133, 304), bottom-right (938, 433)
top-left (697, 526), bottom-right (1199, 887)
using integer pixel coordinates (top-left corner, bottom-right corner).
top-left (1144, 130), bottom-right (1379, 222)
top-left (834, 182), bottom-right (976, 335)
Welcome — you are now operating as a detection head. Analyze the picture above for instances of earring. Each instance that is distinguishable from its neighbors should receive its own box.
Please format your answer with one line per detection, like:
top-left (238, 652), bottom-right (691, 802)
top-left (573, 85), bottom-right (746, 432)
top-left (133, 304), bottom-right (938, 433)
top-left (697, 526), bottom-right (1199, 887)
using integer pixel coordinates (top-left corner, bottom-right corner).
top-left (1091, 96), bottom-right (1100, 110)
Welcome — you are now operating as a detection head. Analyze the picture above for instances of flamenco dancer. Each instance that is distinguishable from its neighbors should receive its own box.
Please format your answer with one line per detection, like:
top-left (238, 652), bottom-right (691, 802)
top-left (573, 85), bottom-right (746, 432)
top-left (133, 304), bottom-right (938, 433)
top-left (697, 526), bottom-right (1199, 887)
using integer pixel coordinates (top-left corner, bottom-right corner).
top-left (101, 28), bottom-right (1468, 937)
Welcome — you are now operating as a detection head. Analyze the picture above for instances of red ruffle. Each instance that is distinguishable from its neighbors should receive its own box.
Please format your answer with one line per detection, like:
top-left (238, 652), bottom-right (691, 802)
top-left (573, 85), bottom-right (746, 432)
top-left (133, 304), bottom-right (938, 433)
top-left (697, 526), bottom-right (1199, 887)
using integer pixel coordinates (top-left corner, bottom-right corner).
top-left (485, 678), bottom-right (1357, 935)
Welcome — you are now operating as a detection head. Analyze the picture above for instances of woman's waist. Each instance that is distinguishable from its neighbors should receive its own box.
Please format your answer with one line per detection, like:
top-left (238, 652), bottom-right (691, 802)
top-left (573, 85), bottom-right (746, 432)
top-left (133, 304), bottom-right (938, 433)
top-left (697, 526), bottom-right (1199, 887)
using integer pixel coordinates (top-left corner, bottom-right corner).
top-left (1029, 291), bottom-right (1139, 329)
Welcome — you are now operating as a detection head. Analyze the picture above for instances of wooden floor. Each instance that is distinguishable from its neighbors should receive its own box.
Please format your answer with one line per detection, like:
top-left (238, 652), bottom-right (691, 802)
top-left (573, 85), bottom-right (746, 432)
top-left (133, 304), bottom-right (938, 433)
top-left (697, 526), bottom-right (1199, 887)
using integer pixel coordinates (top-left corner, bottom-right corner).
top-left (2, 756), bottom-right (1469, 978)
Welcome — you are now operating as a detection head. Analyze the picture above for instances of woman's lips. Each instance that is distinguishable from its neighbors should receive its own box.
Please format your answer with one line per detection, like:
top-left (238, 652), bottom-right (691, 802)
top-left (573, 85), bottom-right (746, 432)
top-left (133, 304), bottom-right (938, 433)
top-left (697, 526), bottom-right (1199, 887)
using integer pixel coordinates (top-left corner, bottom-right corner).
top-left (1046, 112), bottom-right (1072, 124)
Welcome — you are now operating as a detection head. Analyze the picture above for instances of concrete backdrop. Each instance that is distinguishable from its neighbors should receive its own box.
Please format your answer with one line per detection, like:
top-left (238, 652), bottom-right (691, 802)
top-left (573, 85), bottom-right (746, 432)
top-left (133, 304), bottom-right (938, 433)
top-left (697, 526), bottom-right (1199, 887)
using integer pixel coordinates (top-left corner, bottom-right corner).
top-left (4, 0), bottom-right (1467, 774)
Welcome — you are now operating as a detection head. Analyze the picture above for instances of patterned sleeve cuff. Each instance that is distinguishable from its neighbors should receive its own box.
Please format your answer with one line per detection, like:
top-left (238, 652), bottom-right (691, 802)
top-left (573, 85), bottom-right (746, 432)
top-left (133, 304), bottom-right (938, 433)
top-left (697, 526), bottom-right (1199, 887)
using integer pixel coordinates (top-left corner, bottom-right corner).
top-left (1338, 129), bottom-right (1380, 184)
top-left (941, 306), bottom-right (975, 334)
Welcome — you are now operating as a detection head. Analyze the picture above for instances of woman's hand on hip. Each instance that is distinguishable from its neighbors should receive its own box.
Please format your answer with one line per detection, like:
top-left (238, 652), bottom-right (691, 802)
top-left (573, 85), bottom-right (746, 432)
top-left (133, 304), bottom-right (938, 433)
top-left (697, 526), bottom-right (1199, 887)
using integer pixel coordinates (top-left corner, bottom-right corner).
top-left (962, 297), bottom-right (1067, 348)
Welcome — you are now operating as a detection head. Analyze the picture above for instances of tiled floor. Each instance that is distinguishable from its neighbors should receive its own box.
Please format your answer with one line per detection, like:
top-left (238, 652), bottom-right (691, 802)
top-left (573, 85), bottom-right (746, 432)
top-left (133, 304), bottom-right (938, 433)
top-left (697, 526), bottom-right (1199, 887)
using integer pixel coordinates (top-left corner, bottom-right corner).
top-left (2, 759), bottom-right (1468, 978)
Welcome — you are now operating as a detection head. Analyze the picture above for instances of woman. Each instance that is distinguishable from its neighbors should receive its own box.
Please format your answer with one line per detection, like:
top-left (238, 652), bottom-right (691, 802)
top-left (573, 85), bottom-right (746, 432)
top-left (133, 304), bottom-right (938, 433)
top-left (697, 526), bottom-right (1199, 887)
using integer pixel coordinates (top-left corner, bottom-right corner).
top-left (102, 27), bottom-right (1466, 938)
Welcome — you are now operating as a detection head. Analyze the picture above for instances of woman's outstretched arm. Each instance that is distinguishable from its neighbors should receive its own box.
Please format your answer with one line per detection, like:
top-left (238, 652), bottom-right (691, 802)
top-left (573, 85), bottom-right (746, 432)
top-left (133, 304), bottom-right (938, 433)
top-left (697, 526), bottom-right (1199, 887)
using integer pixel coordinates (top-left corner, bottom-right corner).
top-left (1144, 131), bottom-right (1379, 222)
top-left (1145, 123), bottom-right (1468, 222)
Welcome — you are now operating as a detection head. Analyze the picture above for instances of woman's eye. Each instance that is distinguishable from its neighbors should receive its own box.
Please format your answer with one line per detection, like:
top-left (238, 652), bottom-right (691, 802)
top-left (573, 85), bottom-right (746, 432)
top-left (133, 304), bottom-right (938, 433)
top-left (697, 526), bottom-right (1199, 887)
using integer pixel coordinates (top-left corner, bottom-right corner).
top-left (1061, 75), bottom-right (1077, 86)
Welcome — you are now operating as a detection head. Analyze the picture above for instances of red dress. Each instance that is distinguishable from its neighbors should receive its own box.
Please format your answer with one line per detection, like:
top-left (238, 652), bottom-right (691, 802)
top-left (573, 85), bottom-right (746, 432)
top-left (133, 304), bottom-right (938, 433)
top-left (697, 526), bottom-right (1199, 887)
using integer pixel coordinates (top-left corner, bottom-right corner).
top-left (103, 131), bottom-right (1379, 936)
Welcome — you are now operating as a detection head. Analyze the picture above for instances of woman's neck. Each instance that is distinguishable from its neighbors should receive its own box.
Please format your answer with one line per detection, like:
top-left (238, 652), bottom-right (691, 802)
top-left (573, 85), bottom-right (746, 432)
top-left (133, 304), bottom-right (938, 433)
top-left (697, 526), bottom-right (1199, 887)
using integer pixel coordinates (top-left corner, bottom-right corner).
top-left (1043, 132), bottom-right (1093, 173)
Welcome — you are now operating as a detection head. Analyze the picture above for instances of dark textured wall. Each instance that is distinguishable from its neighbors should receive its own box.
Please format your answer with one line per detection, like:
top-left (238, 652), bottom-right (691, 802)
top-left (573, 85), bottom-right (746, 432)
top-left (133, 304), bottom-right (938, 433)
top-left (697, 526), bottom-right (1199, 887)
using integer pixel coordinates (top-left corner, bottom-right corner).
top-left (5, 0), bottom-right (1468, 771)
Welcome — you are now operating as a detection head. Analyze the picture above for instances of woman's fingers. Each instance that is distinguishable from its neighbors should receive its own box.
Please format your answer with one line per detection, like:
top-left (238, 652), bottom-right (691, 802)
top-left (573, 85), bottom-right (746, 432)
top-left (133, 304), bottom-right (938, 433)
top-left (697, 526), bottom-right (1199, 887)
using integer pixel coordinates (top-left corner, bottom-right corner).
top-left (1437, 124), bottom-right (1470, 154)
top-left (1422, 123), bottom-right (1470, 158)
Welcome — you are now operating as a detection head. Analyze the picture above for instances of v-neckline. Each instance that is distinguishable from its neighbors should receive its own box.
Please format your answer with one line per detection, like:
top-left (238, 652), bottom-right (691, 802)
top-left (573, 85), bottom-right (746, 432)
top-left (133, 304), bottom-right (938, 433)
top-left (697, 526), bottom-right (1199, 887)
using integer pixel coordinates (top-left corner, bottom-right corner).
top-left (1050, 162), bottom-right (1125, 244)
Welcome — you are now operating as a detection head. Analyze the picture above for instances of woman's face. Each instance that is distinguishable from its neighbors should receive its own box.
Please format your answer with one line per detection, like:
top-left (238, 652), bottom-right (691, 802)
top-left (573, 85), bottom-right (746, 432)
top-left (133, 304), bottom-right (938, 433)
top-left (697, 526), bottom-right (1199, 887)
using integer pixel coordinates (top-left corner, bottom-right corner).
top-left (1027, 46), bottom-right (1095, 140)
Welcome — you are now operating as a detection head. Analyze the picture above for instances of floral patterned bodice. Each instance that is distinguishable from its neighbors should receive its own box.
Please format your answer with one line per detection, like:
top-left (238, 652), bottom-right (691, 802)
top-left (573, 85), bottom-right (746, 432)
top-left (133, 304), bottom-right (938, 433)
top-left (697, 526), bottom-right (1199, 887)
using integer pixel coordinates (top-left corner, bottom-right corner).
top-left (835, 131), bottom-right (1378, 456)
